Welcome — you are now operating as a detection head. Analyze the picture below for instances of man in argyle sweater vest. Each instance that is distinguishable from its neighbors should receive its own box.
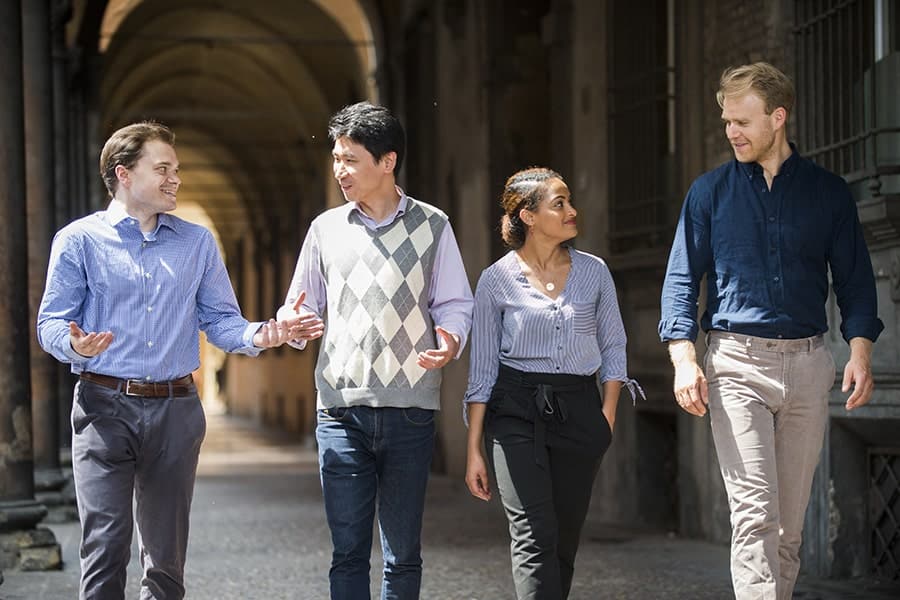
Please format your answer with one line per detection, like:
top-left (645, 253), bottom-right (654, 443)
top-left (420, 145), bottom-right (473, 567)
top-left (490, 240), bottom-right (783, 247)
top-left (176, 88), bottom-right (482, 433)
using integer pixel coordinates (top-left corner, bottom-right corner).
top-left (279, 102), bottom-right (473, 600)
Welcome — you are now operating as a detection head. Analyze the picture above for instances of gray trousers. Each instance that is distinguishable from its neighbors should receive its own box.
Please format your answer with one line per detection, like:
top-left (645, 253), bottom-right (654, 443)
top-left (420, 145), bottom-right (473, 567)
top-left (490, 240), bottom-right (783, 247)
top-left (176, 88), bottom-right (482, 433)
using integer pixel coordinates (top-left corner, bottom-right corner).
top-left (485, 365), bottom-right (611, 600)
top-left (72, 379), bottom-right (206, 600)
top-left (706, 332), bottom-right (834, 600)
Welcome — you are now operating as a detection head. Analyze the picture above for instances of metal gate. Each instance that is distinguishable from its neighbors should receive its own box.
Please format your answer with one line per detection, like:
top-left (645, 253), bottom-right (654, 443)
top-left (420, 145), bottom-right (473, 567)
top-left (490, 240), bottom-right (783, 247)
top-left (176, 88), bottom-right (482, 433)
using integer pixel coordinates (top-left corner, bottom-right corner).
top-left (870, 448), bottom-right (900, 580)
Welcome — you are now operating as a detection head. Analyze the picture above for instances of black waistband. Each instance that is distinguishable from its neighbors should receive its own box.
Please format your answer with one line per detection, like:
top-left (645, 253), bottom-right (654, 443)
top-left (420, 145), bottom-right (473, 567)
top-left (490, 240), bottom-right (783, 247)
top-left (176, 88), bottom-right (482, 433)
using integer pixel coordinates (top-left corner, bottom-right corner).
top-left (496, 363), bottom-right (594, 390)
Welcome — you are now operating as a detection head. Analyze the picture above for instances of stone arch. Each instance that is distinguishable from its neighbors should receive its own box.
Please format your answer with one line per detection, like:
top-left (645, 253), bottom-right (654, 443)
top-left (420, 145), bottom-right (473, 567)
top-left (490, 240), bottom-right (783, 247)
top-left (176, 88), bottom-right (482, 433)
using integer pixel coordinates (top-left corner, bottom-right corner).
top-left (81, 0), bottom-right (383, 429)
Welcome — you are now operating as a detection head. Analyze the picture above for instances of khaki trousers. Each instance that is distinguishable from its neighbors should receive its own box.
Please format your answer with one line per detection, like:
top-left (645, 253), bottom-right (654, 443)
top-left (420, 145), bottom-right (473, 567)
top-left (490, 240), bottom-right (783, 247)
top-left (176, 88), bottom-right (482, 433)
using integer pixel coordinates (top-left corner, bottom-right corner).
top-left (705, 331), bottom-right (835, 600)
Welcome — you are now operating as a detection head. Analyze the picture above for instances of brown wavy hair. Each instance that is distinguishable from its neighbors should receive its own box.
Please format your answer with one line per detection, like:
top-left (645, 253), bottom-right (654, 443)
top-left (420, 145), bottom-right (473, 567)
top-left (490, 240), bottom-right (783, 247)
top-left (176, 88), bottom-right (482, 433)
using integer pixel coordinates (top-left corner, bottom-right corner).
top-left (99, 122), bottom-right (175, 197)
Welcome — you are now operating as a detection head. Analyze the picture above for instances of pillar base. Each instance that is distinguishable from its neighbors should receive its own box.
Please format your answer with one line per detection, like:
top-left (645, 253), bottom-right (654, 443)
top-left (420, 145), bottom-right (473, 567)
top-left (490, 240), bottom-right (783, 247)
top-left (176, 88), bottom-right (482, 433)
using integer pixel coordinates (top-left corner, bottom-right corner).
top-left (0, 525), bottom-right (62, 571)
top-left (35, 490), bottom-right (78, 523)
top-left (34, 467), bottom-right (67, 492)
top-left (33, 467), bottom-right (78, 523)
top-left (0, 499), bottom-right (47, 532)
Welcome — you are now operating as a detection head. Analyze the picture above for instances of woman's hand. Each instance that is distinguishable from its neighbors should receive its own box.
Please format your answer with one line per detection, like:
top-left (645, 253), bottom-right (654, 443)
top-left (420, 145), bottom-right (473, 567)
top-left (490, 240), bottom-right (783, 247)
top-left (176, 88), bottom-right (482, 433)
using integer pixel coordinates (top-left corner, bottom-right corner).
top-left (465, 448), bottom-right (492, 501)
top-left (602, 404), bottom-right (616, 433)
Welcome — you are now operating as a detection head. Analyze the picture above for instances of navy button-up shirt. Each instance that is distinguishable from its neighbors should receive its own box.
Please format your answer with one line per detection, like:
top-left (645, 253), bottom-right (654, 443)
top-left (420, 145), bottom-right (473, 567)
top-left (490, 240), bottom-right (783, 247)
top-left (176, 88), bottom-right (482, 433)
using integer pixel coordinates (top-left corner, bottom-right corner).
top-left (659, 147), bottom-right (883, 343)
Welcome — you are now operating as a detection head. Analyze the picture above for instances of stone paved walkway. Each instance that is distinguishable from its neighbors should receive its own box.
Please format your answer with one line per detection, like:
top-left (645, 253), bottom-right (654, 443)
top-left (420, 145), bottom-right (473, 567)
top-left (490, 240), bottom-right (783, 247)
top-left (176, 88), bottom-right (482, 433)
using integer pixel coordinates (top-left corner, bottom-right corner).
top-left (2, 414), bottom-right (898, 599)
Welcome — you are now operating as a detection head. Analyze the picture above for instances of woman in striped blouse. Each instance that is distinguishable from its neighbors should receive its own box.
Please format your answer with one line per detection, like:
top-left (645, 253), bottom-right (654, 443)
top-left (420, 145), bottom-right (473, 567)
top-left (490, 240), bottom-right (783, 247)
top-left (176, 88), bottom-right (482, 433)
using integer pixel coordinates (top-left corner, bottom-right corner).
top-left (463, 167), bottom-right (639, 599)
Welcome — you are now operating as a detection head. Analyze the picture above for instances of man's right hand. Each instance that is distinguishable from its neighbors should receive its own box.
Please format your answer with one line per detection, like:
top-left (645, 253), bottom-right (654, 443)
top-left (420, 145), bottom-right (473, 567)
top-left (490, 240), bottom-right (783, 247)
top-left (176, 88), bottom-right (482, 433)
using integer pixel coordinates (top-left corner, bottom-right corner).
top-left (69, 321), bottom-right (114, 358)
top-left (669, 340), bottom-right (708, 417)
top-left (283, 291), bottom-right (325, 342)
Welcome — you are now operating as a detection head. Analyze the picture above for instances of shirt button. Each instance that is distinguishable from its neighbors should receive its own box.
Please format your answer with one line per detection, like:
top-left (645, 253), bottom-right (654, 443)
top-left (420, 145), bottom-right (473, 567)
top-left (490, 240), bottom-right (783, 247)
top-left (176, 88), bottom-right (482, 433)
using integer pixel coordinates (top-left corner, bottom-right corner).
top-left (145, 376), bottom-right (152, 381)
top-left (145, 273), bottom-right (151, 279)
top-left (556, 326), bottom-right (560, 330)
top-left (141, 242), bottom-right (147, 248)
top-left (557, 345), bottom-right (562, 350)
top-left (768, 216), bottom-right (775, 222)
top-left (770, 247), bottom-right (776, 254)
top-left (147, 341), bottom-right (153, 347)
top-left (774, 276), bottom-right (780, 282)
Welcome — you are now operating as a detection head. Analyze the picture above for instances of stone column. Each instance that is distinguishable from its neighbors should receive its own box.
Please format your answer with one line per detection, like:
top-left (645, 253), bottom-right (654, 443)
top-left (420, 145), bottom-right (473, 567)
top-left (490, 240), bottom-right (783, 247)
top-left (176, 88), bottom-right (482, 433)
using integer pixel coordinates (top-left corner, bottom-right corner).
top-left (24, 0), bottom-right (68, 521)
top-left (0, 0), bottom-right (61, 572)
top-left (52, 0), bottom-right (77, 481)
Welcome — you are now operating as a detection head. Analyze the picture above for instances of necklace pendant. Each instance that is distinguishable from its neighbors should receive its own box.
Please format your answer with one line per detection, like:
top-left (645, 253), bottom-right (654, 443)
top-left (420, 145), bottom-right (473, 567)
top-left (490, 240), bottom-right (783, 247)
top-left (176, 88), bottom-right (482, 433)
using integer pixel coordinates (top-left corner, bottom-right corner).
top-left (545, 282), bottom-right (555, 291)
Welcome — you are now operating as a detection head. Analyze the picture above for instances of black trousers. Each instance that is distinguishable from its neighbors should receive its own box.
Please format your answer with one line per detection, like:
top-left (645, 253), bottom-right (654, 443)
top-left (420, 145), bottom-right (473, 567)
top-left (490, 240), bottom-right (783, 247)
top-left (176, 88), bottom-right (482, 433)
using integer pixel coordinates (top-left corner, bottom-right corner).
top-left (485, 364), bottom-right (612, 600)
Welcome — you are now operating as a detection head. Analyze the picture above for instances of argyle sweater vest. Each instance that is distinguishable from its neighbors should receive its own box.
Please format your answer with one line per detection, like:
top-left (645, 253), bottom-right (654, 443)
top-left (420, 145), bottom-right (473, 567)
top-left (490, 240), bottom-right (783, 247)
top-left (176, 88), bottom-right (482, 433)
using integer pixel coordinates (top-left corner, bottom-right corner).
top-left (314, 197), bottom-right (448, 409)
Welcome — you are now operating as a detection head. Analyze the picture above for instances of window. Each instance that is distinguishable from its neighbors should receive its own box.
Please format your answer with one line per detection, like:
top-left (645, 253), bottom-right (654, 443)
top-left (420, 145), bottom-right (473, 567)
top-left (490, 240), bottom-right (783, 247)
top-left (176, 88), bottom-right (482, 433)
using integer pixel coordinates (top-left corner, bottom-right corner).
top-left (794, 0), bottom-right (900, 182)
top-left (607, 0), bottom-right (679, 255)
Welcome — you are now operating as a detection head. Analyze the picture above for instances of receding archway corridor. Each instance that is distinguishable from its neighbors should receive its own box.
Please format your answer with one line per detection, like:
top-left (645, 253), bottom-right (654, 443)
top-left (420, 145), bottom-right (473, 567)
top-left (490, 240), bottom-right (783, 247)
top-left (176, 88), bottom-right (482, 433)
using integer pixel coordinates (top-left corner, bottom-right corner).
top-left (2, 1), bottom-right (900, 594)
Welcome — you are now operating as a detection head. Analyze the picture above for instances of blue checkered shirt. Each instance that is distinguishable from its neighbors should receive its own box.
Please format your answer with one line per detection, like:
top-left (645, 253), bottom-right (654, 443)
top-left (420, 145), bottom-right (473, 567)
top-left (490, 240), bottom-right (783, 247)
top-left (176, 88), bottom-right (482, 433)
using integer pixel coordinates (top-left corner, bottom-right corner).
top-left (37, 201), bottom-right (261, 381)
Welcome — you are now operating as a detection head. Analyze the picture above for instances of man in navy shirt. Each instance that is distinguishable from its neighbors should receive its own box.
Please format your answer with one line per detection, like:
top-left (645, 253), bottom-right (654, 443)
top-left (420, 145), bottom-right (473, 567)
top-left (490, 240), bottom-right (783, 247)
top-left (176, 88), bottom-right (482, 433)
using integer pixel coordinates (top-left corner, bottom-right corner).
top-left (659, 63), bottom-right (882, 600)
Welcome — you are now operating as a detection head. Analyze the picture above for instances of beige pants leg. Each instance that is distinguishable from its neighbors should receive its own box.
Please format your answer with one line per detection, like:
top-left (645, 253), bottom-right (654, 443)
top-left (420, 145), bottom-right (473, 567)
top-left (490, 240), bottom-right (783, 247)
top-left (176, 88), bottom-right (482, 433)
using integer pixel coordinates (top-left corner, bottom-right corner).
top-left (706, 332), bottom-right (834, 600)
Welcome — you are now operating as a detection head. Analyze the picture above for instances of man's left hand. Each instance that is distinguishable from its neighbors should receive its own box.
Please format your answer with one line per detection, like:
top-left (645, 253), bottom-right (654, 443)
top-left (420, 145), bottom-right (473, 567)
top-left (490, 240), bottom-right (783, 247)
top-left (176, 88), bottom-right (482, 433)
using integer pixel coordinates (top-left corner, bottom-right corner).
top-left (843, 337), bottom-right (874, 410)
top-left (416, 326), bottom-right (459, 370)
top-left (253, 319), bottom-right (295, 349)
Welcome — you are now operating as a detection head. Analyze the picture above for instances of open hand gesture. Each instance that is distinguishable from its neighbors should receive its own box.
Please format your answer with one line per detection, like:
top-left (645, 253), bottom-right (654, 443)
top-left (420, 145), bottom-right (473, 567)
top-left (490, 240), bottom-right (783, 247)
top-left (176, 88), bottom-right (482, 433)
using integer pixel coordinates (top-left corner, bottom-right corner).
top-left (69, 322), bottom-right (114, 358)
top-left (416, 326), bottom-right (459, 370)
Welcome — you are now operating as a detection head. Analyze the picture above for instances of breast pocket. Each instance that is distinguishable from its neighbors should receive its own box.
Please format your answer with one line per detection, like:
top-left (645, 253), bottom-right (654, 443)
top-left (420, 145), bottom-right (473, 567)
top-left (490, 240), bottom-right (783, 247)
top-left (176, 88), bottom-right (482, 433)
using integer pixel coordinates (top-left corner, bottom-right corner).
top-left (572, 302), bottom-right (597, 336)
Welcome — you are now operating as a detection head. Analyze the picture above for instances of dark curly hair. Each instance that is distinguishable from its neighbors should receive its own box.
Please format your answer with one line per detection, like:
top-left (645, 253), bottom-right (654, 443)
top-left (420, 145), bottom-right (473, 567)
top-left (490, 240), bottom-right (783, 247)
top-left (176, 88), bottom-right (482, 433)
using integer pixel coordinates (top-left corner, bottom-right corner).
top-left (499, 167), bottom-right (563, 249)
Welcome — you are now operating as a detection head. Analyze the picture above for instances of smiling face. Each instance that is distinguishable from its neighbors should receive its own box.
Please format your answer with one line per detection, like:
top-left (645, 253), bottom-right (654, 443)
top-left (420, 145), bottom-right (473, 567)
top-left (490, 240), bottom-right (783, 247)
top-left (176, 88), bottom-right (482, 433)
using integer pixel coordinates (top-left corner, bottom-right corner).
top-left (332, 136), bottom-right (396, 206)
top-left (520, 178), bottom-right (577, 244)
top-left (720, 91), bottom-right (785, 164)
top-left (116, 139), bottom-right (181, 216)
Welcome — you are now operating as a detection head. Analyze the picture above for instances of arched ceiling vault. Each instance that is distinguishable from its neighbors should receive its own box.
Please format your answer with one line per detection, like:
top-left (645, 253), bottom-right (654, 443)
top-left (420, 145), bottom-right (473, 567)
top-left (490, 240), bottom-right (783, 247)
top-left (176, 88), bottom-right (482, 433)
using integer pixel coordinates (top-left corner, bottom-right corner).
top-left (86, 0), bottom-right (378, 249)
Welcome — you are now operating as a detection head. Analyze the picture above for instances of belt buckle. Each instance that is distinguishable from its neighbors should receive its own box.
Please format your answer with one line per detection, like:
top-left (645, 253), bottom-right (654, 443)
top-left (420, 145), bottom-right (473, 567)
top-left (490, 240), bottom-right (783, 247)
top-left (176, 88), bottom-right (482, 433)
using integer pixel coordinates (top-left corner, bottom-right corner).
top-left (124, 379), bottom-right (140, 396)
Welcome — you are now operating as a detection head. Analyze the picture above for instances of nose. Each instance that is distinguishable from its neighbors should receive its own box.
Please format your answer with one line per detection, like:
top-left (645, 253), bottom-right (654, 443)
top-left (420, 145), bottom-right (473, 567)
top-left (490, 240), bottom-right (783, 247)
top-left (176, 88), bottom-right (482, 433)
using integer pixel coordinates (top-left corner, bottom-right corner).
top-left (170, 172), bottom-right (181, 186)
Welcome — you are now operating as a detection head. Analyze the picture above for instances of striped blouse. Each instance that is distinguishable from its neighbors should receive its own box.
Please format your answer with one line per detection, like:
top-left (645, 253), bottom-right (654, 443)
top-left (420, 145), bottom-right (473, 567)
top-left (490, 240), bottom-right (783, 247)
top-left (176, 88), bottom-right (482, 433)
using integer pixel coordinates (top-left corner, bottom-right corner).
top-left (464, 247), bottom-right (637, 407)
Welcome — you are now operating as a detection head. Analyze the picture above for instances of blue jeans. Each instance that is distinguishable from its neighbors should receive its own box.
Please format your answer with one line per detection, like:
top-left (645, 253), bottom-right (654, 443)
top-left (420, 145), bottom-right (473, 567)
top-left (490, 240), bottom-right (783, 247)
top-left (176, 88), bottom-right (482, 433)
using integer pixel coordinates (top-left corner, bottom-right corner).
top-left (316, 405), bottom-right (436, 600)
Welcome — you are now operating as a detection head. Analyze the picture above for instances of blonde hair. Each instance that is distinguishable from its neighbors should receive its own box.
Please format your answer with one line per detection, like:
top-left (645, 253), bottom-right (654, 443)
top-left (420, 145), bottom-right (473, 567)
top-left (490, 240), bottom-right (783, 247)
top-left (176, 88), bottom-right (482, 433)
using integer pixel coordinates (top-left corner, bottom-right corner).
top-left (716, 62), bottom-right (795, 116)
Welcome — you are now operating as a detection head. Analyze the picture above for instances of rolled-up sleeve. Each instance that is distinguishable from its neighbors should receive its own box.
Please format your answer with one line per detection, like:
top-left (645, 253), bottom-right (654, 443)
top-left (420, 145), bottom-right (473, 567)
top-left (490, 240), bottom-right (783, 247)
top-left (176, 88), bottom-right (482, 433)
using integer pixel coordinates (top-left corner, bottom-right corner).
top-left (659, 182), bottom-right (712, 342)
top-left (828, 182), bottom-right (884, 342)
top-left (595, 263), bottom-right (628, 383)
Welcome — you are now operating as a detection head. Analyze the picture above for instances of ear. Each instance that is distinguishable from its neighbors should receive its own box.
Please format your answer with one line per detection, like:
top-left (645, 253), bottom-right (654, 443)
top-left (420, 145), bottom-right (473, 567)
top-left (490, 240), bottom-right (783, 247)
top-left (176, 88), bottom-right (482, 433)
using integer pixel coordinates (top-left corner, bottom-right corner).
top-left (518, 207), bottom-right (533, 226)
top-left (115, 164), bottom-right (130, 188)
top-left (381, 151), bottom-right (397, 173)
top-left (771, 106), bottom-right (787, 131)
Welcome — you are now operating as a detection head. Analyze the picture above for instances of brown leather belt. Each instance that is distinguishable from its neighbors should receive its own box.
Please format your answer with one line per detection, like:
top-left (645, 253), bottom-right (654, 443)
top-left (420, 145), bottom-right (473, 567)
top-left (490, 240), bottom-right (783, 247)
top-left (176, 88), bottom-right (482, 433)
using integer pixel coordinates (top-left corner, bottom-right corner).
top-left (79, 372), bottom-right (196, 397)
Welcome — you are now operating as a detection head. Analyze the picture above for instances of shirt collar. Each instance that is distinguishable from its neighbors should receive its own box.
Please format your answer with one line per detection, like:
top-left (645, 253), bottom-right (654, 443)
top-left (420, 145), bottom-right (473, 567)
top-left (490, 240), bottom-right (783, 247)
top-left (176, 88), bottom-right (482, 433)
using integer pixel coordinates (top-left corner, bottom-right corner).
top-left (736, 142), bottom-right (801, 180)
top-left (105, 199), bottom-right (179, 233)
top-left (347, 186), bottom-right (408, 226)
